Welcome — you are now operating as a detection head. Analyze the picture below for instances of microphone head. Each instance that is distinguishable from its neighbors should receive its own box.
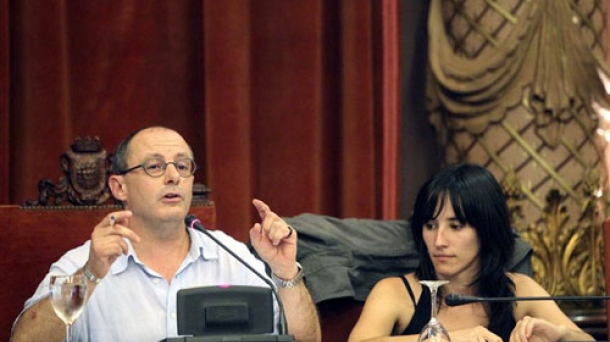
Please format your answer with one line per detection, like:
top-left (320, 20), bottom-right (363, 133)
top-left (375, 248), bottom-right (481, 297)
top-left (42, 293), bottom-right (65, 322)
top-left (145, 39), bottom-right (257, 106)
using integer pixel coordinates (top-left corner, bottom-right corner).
top-left (445, 294), bottom-right (482, 306)
top-left (185, 214), bottom-right (200, 229)
top-left (445, 293), bottom-right (463, 307)
top-left (445, 293), bottom-right (481, 306)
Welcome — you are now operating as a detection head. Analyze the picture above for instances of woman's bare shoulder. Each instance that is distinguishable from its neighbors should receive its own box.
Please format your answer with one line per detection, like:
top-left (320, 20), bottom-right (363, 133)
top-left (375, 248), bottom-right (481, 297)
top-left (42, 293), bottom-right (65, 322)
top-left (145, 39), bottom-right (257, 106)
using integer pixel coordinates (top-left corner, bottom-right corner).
top-left (508, 272), bottom-right (549, 296)
top-left (508, 272), bottom-right (537, 286)
top-left (371, 273), bottom-right (419, 295)
top-left (374, 273), bottom-right (411, 287)
top-left (351, 273), bottom-right (420, 339)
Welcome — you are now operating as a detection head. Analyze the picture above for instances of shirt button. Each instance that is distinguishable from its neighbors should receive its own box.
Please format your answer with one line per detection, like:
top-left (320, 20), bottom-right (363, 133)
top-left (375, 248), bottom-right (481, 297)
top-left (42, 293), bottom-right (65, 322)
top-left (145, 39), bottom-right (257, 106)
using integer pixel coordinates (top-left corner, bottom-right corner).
top-left (153, 278), bottom-right (160, 284)
top-left (171, 312), bottom-right (177, 319)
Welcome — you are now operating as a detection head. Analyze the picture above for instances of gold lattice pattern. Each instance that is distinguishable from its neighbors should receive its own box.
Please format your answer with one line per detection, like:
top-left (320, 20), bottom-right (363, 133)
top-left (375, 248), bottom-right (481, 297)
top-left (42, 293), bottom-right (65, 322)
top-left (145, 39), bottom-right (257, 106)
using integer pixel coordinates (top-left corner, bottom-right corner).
top-left (430, 0), bottom-right (609, 299)
top-left (442, 0), bottom-right (606, 58)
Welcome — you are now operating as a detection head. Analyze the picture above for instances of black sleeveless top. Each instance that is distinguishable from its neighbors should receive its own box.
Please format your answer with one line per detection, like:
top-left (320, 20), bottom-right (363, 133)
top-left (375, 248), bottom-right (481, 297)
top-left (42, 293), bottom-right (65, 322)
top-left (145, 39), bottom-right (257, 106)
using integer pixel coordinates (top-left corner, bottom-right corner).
top-left (399, 276), bottom-right (515, 341)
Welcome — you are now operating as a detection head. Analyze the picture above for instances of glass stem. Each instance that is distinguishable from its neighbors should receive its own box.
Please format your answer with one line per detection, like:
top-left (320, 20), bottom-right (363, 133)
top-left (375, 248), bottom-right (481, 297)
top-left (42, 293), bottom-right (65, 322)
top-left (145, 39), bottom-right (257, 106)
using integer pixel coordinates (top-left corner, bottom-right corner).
top-left (66, 323), bottom-right (72, 342)
top-left (430, 286), bottom-right (439, 322)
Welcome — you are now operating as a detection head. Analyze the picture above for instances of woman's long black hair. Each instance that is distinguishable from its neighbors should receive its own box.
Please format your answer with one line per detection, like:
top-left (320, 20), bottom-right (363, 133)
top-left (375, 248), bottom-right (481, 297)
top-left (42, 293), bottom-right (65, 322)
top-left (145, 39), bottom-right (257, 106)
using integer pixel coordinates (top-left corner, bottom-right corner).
top-left (410, 163), bottom-right (516, 335)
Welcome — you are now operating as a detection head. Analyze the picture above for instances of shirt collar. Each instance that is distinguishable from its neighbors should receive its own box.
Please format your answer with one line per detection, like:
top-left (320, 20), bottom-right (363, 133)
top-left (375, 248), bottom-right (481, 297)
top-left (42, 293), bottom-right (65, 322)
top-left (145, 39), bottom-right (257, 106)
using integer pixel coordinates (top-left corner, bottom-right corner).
top-left (186, 227), bottom-right (220, 261)
top-left (109, 227), bottom-right (221, 276)
top-left (110, 238), bottom-right (137, 275)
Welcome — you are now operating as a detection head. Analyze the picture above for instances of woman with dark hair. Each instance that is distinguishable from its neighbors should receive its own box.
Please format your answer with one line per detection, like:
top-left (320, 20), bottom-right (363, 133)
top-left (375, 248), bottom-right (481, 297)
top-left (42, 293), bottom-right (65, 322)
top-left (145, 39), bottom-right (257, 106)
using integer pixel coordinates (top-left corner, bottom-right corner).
top-left (348, 163), bottom-right (592, 342)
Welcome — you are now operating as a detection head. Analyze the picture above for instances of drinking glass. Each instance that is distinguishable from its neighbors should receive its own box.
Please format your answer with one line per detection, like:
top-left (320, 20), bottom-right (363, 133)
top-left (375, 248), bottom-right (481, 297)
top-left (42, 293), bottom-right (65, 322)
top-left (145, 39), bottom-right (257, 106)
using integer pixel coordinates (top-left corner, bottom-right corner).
top-left (418, 280), bottom-right (451, 342)
top-left (49, 275), bottom-right (89, 342)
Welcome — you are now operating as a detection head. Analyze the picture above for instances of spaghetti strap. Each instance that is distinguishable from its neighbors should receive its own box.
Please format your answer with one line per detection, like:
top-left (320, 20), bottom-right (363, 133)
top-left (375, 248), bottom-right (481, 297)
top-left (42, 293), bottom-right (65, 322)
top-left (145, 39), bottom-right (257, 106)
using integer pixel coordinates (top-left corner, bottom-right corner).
top-left (400, 276), bottom-right (431, 335)
top-left (399, 275), bottom-right (416, 305)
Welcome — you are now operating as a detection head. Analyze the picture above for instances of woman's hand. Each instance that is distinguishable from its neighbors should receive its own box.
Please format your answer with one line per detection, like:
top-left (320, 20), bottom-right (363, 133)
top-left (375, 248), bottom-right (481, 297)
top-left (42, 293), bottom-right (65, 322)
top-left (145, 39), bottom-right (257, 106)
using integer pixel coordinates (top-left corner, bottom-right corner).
top-left (509, 316), bottom-right (566, 342)
top-left (449, 325), bottom-right (503, 342)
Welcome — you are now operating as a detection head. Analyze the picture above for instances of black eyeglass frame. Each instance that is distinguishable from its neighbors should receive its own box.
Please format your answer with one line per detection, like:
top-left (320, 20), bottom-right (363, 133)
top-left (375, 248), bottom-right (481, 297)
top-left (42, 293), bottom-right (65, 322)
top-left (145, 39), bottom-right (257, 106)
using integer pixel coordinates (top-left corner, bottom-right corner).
top-left (115, 157), bottom-right (198, 178)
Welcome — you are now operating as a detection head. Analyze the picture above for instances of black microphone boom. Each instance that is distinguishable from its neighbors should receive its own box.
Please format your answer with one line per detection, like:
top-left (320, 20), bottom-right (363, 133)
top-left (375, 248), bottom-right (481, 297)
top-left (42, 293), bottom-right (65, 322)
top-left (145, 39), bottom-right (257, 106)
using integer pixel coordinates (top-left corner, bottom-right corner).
top-left (446, 293), bottom-right (610, 307)
top-left (185, 214), bottom-right (290, 336)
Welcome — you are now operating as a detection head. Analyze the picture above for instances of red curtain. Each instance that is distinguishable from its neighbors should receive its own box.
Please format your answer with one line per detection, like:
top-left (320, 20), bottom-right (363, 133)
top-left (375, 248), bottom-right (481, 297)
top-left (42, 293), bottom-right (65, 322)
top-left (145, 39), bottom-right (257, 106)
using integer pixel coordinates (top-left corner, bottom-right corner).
top-left (0, 0), bottom-right (400, 238)
top-left (0, 0), bottom-right (8, 203)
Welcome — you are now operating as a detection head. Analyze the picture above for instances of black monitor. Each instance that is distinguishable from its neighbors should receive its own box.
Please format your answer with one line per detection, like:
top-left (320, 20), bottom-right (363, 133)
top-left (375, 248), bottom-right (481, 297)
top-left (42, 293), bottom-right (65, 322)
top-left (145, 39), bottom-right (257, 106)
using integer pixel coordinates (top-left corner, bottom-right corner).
top-left (161, 336), bottom-right (294, 342)
top-left (176, 285), bottom-right (275, 336)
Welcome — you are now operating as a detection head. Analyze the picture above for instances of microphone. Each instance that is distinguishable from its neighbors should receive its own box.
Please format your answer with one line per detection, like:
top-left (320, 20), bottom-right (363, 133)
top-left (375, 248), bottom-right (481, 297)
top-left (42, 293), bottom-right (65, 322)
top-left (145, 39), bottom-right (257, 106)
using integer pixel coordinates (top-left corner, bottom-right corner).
top-left (446, 293), bottom-right (610, 307)
top-left (185, 214), bottom-right (290, 336)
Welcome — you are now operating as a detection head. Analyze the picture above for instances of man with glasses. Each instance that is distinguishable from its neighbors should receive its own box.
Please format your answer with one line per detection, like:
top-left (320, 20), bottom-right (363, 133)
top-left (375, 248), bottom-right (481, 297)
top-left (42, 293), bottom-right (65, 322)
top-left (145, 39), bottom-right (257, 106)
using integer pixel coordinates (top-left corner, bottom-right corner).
top-left (12, 126), bottom-right (321, 342)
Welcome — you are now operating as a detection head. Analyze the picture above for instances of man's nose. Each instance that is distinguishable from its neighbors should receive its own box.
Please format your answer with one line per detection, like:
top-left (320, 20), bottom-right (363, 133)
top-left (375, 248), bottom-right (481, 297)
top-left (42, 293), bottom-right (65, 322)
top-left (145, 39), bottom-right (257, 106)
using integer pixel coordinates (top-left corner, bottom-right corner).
top-left (164, 163), bottom-right (181, 183)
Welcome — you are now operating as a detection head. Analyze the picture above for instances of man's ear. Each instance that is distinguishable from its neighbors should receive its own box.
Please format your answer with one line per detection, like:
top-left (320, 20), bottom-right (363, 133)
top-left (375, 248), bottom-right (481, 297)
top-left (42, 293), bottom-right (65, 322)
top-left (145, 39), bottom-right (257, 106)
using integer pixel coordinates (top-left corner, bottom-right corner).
top-left (108, 175), bottom-right (127, 201)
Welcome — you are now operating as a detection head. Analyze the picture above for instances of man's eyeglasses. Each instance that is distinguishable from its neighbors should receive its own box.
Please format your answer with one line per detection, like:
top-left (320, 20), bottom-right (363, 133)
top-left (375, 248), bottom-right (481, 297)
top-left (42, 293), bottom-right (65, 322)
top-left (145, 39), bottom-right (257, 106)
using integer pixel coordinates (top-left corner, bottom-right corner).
top-left (116, 157), bottom-right (198, 178)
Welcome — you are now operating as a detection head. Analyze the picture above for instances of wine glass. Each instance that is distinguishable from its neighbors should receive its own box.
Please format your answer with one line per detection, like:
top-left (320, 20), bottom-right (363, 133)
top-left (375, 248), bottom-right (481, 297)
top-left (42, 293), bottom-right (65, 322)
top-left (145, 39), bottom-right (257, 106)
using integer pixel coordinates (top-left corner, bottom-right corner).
top-left (418, 280), bottom-right (450, 342)
top-left (49, 275), bottom-right (89, 342)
